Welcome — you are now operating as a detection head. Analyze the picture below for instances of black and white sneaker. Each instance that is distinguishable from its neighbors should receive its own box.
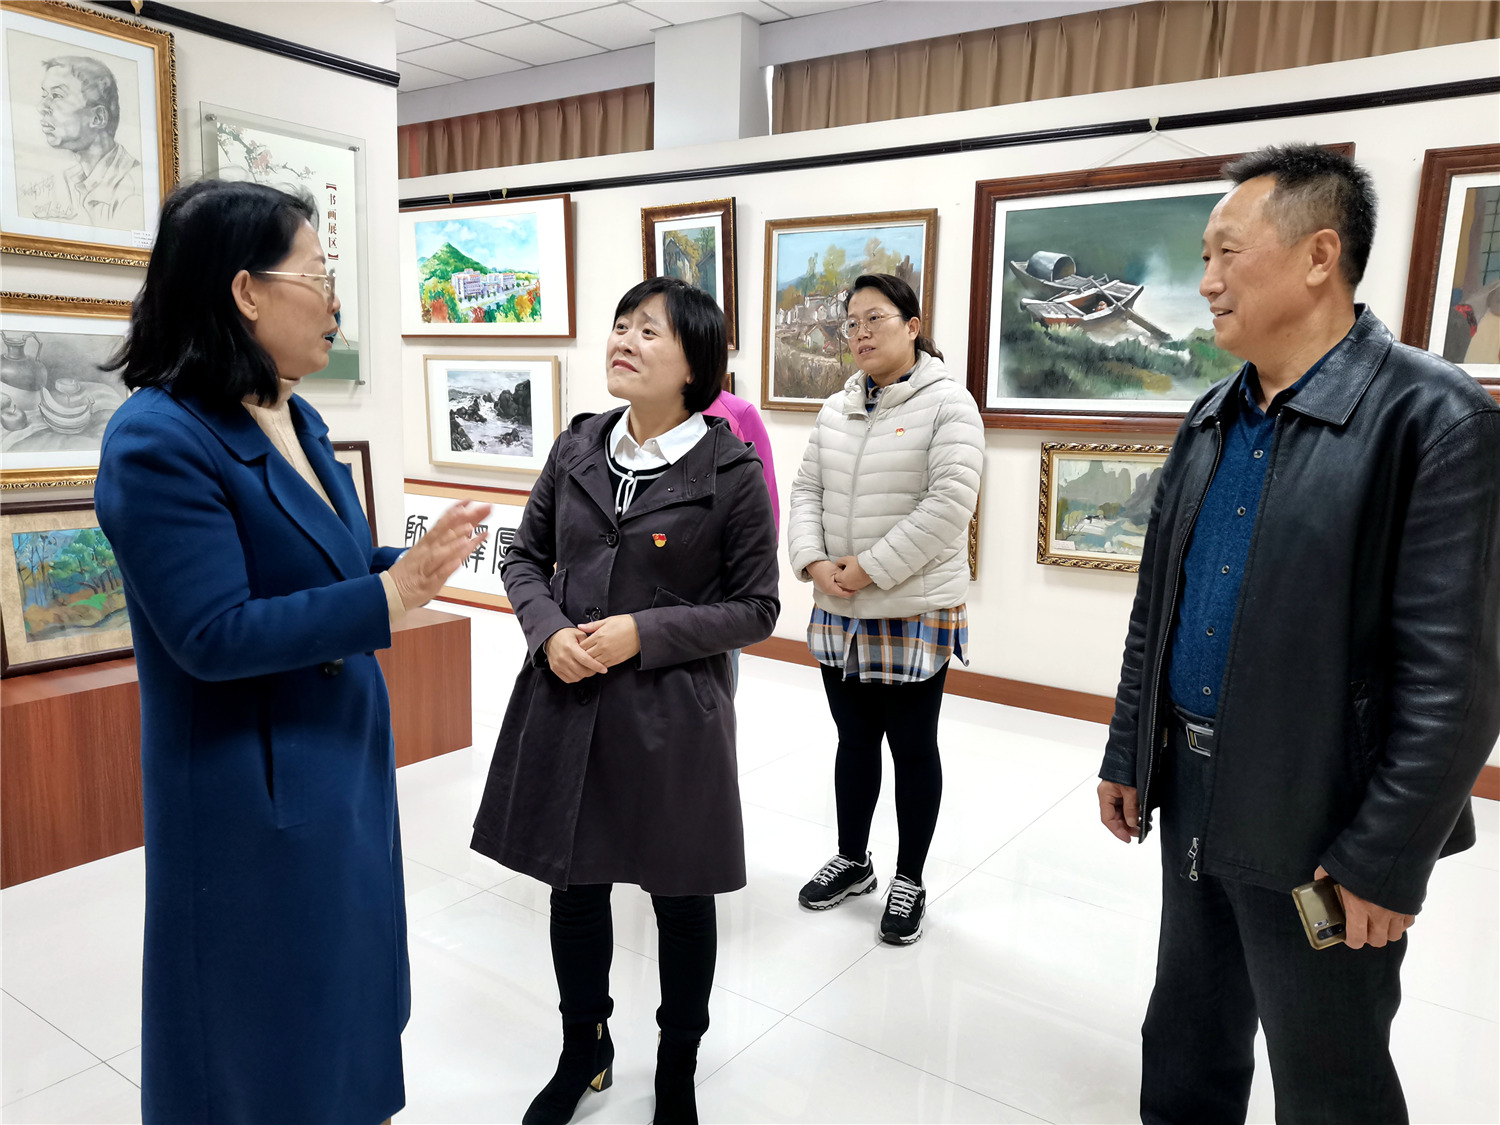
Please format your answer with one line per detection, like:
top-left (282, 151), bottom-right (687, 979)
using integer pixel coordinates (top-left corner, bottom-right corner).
top-left (798, 852), bottom-right (877, 910)
top-left (880, 875), bottom-right (926, 944)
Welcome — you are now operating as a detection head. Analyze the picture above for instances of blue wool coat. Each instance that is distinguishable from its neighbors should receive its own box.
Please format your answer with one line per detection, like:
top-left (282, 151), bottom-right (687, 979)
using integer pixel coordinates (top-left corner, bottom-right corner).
top-left (95, 387), bottom-right (409, 1125)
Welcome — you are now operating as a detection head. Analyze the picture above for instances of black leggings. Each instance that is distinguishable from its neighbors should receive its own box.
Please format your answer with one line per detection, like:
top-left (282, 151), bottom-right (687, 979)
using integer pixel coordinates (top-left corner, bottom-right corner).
top-left (549, 884), bottom-right (717, 1041)
top-left (820, 662), bottom-right (947, 883)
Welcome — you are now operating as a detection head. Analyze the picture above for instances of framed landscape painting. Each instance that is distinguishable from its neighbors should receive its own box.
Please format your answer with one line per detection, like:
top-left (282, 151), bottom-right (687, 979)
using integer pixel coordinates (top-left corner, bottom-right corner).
top-left (0, 0), bottom-right (177, 267)
top-left (761, 209), bottom-right (936, 412)
top-left (424, 354), bottom-right (560, 476)
top-left (202, 104), bottom-right (367, 383)
top-left (0, 496), bottom-right (131, 676)
top-left (398, 194), bottom-right (574, 339)
top-left (968, 148), bottom-right (1352, 432)
top-left (1400, 144), bottom-right (1500, 401)
top-left (1038, 441), bottom-right (1170, 572)
top-left (403, 478), bottom-right (528, 610)
top-left (642, 197), bottom-right (738, 349)
top-left (1, 291), bottom-right (131, 489)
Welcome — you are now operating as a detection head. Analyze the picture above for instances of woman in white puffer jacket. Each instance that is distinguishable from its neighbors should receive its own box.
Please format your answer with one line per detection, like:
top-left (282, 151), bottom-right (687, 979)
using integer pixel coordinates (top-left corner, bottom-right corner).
top-left (786, 273), bottom-right (984, 945)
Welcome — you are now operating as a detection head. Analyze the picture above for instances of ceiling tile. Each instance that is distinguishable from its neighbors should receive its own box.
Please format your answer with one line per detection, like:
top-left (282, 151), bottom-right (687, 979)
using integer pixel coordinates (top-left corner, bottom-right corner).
top-left (544, 4), bottom-right (666, 49)
top-left (763, 0), bottom-right (874, 14)
top-left (394, 20), bottom-right (448, 52)
top-left (466, 22), bottom-right (604, 65)
top-left (633, 0), bottom-right (785, 24)
top-left (389, 1), bottom-right (526, 40)
top-left (399, 40), bottom-right (530, 79)
top-left (397, 59), bottom-right (463, 91)
top-left (491, 1), bottom-right (615, 18)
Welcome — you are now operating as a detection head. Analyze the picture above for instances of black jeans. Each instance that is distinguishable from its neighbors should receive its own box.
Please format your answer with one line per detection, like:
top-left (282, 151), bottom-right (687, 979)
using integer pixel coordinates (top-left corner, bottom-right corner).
top-left (1141, 718), bottom-right (1408, 1125)
top-left (549, 884), bottom-right (716, 1041)
top-left (820, 662), bottom-right (947, 883)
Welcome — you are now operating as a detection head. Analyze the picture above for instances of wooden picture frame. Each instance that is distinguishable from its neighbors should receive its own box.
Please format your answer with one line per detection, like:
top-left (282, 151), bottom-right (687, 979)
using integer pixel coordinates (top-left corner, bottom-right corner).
top-left (1, 290), bottom-right (132, 490)
top-left (398, 193), bottom-right (575, 339)
top-left (1038, 441), bottom-right (1171, 572)
top-left (761, 208), bottom-right (937, 412)
top-left (1399, 144), bottom-right (1500, 402)
top-left (402, 478), bottom-right (528, 611)
top-left (423, 353), bottom-right (561, 477)
top-left (0, 495), bottom-right (132, 676)
top-left (330, 440), bottom-right (376, 545)
top-left (642, 197), bottom-right (738, 350)
top-left (968, 148), bottom-right (1354, 432)
top-left (1, 0), bottom-right (178, 267)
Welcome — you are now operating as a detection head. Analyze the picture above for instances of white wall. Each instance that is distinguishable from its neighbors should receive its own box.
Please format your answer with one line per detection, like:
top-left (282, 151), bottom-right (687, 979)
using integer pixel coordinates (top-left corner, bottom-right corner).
top-left (4, 1), bottom-right (405, 548)
top-left (399, 40), bottom-right (1500, 702)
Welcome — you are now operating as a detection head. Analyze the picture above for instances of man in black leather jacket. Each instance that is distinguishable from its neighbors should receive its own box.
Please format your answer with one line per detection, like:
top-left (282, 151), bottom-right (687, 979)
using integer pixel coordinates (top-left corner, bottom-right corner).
top-left (1096, 144), bottom-right (1500, 1124)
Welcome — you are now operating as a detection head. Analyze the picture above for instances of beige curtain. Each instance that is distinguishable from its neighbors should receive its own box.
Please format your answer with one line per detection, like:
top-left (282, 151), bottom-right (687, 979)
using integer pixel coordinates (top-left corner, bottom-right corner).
top-left (399, 83), bottom-right (653, 178)
top-left (773, 0), bottom-right (1500, 133)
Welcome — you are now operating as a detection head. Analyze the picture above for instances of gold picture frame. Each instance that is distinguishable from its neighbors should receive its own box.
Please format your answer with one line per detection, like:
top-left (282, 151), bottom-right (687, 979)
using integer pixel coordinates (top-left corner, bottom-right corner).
top-left (1, 290), bottom-right (132, 489)
top-left (1, 0), bottom-right (179, 267)
top-left (1038, 441), bottom-right (1171, 572)
top-left (641, 197), bottom-right (738, 350)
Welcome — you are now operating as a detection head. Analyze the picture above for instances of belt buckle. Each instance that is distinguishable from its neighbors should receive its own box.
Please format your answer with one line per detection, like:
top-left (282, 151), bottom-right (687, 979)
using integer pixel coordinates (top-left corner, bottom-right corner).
top-left (1184, 721), bottom-right (1214, 757)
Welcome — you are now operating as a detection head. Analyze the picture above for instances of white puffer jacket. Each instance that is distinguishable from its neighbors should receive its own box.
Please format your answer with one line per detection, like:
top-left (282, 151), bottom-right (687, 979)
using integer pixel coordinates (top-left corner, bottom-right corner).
top-left (788, 352), bottom-right (984, 618)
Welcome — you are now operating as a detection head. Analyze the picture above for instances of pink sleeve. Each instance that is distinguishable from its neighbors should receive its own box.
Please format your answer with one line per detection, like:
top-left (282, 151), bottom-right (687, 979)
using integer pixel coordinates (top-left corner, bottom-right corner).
top-left (732, 399), bottom-right (780, 533)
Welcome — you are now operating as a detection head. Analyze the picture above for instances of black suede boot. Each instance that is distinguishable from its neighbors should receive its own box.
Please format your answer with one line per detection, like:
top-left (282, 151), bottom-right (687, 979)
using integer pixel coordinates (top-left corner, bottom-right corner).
top-left (651, 1031), bottom-right (700, 1125)
top-left (522, 1020), bottom-right (614, 1125)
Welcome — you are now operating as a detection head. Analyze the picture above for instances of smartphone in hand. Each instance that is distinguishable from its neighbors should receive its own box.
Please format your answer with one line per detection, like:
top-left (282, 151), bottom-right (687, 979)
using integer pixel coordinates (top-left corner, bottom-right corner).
top-left (1292, 877), bottom-right (1347, 950)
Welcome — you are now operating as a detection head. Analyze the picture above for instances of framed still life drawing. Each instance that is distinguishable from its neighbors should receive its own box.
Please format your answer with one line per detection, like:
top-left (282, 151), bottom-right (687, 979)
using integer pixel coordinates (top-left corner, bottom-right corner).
top-left (202, 104), bottom-right (367, 383)
top-left (1399, 144), bottom-right (1500, 401)
top-left (423, 353), bottom-right (561, 476)
top-left (0, 0), bottom-right (177, 266)
top-left (0, 496), bottom-right (132, 675)
top-left (641, 197), bottom-right (738, 349)
top-left (761, 209), bottom-right (936, 412)
top-left (1, 290), bottom-right (131, 489)
top-left (398, 194), bottom-right (575, 339)
top-left (403, 478), bottom-right (528, 610)
top-left (1038, 441), bottom-right (1171, 572)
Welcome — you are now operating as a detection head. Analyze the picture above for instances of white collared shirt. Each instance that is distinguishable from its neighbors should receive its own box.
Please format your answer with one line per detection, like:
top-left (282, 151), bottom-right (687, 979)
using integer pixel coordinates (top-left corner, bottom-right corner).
top-left (608, 408), bottom-right (707, 471)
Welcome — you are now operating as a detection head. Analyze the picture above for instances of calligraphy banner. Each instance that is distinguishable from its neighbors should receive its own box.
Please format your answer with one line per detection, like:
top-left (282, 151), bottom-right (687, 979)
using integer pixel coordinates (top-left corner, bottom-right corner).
top-left (403, 479), bottom-right (529, 610)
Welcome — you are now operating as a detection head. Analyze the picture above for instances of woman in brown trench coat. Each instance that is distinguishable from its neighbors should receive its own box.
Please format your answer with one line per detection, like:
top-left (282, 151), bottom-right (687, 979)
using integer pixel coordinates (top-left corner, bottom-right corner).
top-left (470, 277), bottom-right (780, 1125)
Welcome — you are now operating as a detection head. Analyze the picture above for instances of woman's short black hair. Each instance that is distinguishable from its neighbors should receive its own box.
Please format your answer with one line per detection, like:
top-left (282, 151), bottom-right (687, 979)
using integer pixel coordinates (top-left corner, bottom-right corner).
top-left (105, 179), bottom-right (314, 406)
top-left (847, 273), bottom-right (942, 360)
top-left (613, 276), bottom-right (726, 413)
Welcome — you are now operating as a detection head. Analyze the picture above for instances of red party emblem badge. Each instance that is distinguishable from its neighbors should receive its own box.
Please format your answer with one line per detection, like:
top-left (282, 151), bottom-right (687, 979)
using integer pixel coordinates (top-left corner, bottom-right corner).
top-left (896, 427), bottom-right (906, 435)
top-left (652, 533), bottom-right (667, 547)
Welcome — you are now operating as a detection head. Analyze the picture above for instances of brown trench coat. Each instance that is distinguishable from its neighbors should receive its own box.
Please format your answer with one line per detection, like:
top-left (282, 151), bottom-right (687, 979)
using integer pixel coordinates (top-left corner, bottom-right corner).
top-left (470, 409), bottom-right (780, 895)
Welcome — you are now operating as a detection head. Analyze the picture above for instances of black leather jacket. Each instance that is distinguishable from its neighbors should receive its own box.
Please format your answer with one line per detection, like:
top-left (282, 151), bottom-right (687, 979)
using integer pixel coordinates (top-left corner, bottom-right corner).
top-left (1100, 307), bottom-right (1500, 914)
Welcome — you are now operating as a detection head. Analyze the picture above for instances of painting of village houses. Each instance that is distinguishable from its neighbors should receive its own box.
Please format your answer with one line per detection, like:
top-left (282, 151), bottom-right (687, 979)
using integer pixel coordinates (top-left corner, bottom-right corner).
top-left (415, 213), bottom-right (541, 326)
top-left (986, 187), bottom-right (1241, 415)
top-left (761, 210), bottom-right (935, 410)
top-left (1038, 443), bottom-right (1170, 571)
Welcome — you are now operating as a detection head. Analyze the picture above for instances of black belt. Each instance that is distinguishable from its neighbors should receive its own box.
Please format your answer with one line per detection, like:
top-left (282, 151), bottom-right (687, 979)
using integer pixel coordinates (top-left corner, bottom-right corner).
top-left (1171, 705), bottom-right (1216, 757)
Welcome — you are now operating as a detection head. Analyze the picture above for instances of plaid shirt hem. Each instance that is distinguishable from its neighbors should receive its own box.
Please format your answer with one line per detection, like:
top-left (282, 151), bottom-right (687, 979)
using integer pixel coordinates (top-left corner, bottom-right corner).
top-left (807, 605), bottom-right (968, 685)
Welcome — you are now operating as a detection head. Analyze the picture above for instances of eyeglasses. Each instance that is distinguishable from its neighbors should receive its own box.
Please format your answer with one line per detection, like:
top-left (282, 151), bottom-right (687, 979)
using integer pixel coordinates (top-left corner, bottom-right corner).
top-left (255, 269), bottom-right (337, 301)
top-left (838, 311), bottom-right (905, 339)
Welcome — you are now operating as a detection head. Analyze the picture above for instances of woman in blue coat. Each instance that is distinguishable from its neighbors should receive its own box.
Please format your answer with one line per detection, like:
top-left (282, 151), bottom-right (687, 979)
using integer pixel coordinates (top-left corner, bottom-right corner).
top-left (94, 179), bottom-right (489, 1124)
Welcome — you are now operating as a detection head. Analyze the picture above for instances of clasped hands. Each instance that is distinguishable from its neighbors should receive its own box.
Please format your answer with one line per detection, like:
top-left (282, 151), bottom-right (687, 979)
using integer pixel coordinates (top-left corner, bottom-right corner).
top-left (545, 615), bottom-right (639, 684)
top-left (807, 556), bottom-right (873, 599)
top-left (1096, 781), bottom-right (1417, 949)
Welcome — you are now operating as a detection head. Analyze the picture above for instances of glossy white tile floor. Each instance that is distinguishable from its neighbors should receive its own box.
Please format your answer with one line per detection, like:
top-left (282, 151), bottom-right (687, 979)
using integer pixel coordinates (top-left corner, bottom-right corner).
top-left (3, 604), bottom-right (1497, 1123)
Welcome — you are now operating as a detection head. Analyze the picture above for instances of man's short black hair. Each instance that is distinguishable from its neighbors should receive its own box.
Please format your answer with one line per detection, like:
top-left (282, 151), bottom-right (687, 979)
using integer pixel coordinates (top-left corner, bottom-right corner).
top-left (105, 179), bottom-right (314, 407)
top-left (613, 276), bottom-right (726, 413)
top-left (1222, 144), bottom-right (1377, 289)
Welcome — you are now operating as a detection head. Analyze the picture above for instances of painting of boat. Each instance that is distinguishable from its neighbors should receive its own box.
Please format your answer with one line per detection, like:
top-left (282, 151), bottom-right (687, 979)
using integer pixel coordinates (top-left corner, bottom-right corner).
top-left (1007, 251), bottom-right (1169, 340)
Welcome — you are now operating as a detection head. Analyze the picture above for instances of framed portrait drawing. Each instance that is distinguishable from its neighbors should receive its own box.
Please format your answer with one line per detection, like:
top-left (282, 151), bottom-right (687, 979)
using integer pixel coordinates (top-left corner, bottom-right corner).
top-left (403, 478), bottom-right (528, 610)
top-left (761, 209), bottom-right (936, 412)
top-left (331, 440), bottom-right (376, 545)
top-left (1, 290), bottom-right (131, 489)
top-left (0, 496), bottom-right (132, 675)
top-left (202, 104), bottom-right (367, 383)
top-left (398, 194), bottom-right (574, 339)
top-left (641, 197), bottom-right (738, 349)
top-left (968, 148), bottom-right (1352, 432)
top-left (1038, 441), bottom-right (1171, 572)
top-left (1399, 144), bottom-right (1500, 401)
top-left (0, 0), bottom-right (177, 267)
top-left (423, 354), bottom-right (561, 476)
